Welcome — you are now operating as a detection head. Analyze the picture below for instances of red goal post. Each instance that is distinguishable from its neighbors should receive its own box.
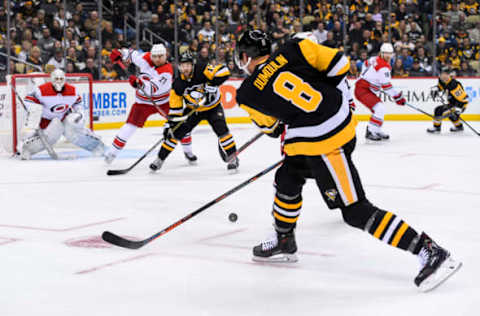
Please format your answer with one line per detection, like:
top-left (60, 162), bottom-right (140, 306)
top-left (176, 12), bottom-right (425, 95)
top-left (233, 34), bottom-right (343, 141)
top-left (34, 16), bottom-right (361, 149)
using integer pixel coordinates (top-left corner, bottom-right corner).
top-left (0, 73), bottom-right (94, 154)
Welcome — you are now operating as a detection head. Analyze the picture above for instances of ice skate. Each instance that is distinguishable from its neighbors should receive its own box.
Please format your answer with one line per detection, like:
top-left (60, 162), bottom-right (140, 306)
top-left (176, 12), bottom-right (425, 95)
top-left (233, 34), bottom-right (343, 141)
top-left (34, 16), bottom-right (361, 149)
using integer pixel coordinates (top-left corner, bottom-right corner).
top-left (252, 230), bottom-right (298, 263)
top-left (227, 157), bottom-right (239, 173)
top-left (414, 233), bottom-right (462, 292)
top-left (149, 157), bottom-right (164, 172)
top-left (184, 152), bottom-right (198, 165)
top-left (104, 150), bottom-right (117, 164)
top-left (450, 125), bottom-right (464, 133)
top-left (376, 129), bottom-right (390, 140)
top-left (365, 128), bottom-right (382, 141)
top-left (427, 126), bottom-right (441, 134)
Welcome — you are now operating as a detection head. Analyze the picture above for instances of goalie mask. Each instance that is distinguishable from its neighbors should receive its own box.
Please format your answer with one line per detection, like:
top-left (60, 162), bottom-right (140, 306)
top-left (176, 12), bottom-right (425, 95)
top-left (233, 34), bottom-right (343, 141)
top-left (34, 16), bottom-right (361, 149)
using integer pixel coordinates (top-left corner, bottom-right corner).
top-left (50, 69), bottom-right (66, 91)
top-left (234, 30), bottom-right (271, 75)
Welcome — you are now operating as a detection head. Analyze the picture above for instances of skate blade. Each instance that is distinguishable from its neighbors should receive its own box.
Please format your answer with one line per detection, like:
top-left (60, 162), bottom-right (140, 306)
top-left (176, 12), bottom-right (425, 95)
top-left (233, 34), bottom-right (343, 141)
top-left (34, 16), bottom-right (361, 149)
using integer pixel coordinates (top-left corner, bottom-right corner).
top-left (418, 257), bottom-right (462, 292)
top-left (252, 253), bottom-right (298, 263)
top-left (187, 160), bottom-right (198, 166)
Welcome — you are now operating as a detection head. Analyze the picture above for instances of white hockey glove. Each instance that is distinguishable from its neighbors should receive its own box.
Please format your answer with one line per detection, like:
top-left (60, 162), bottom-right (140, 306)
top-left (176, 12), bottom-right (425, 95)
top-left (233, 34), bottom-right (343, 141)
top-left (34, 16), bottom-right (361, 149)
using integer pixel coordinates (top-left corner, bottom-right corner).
top-left (65, 112), bottom-right (84, 128)
top-left (26, 103), bottom-right (43, 129)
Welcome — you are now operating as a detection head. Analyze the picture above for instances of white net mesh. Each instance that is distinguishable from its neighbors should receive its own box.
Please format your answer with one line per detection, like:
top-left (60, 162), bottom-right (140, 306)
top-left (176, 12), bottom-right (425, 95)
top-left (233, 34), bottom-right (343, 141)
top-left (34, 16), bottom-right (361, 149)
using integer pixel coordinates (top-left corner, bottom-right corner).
top-left (0, 73), bottom-right (93, 154)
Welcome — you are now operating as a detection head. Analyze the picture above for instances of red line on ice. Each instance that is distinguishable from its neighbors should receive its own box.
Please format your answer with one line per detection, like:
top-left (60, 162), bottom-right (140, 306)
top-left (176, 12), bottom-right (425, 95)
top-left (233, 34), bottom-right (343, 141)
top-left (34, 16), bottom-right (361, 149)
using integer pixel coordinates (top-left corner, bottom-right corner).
top-left (0, 237), bottom-right (21, 246)
top-left (0, 217), bottom-right (125, 232)
top-left (75, 253), bottom-right (156, 274)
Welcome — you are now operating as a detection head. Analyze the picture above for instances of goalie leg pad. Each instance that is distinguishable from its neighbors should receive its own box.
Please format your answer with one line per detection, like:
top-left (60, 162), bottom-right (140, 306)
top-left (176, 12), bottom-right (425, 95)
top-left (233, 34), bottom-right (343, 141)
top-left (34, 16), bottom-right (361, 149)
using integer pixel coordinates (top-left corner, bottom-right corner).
top-left (19, 118), bottom-right (64, 158)
top-left (64, 121), bottom-right (105, 152)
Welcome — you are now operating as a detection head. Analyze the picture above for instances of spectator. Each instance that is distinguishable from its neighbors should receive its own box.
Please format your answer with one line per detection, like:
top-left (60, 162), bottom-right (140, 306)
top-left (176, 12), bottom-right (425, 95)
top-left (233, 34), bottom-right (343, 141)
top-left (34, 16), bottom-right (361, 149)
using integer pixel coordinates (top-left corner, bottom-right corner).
top-left (37, 27), bottom-right (55, 59)
top-left (392, 58), bottom-right (407, 77)
top-left (272, 19), bottom-right (289, 45)
top-left (83, 58), bottom-right (99, 80)
top-left (197, 46), bottom-right (210, 64)
top-left (50, 19), bottom-right (63, 41)
top-left (65, 61), bottom-right (77, 74)
top-left (102, 22), bottom-right (116, 45)
top-left (17, 40), bottom-right (32, 63)
top-left (350, 21), bottom-right (364, 46)
top-left (323, 31), bottom-right (337, 48)
top-left (138, 2), bottom-right (152, 24)
top-left (313, 22), bottom-right (327, 44)
top-left (102, 58), bottom-right (118, 80)
top-left (409, 59), bottom-right (427, 77)
top-left (458, 60), bottom-right (476, 76)
top-left (198, 20), bottom-right (215, 43)
top-left (415, 47), bottom-right (432, 74)
top-left (448, 50), bottom-right (461, 70)
top-left (468, 22), bottom-right (480, 44)
top-left (356, 50), bottom-right (368, 72)
top-left (26, 46), bottom-right (43, 73)
top-left (84, 11), bottom-right (100, 34)
top-left (46, 48), bottom-right (65, 70)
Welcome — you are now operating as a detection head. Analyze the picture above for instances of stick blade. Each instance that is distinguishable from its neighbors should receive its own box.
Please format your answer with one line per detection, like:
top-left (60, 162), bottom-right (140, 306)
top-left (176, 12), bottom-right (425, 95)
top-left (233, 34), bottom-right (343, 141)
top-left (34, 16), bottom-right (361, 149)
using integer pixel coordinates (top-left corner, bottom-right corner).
top-left (102, 231), bottom-right (144, 249)
top-left (106, 169), bottom-right (129, 176)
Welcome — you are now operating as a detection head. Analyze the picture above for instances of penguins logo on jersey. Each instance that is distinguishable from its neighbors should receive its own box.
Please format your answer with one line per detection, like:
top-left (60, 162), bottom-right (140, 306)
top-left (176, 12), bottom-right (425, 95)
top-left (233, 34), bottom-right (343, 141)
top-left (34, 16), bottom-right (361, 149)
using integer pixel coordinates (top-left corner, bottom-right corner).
top-left (325, 189), bottom-right (338, 202)
top-left (183, 84), bottom-right (207, 107)
top-left (50, 104), bottom-right (69, 114)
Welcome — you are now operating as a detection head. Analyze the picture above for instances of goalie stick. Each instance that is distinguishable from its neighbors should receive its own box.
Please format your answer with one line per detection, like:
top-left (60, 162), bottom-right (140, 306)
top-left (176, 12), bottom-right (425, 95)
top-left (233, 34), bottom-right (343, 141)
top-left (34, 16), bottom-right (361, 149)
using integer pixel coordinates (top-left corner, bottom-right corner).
top-left (102, 159), bottom-right (284, 249)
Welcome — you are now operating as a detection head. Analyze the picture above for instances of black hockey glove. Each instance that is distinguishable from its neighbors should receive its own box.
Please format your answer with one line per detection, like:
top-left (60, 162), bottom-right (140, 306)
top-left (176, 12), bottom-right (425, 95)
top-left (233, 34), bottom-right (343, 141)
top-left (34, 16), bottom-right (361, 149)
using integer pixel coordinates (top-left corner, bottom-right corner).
top-left (268, 122), bottom-right (285, 138)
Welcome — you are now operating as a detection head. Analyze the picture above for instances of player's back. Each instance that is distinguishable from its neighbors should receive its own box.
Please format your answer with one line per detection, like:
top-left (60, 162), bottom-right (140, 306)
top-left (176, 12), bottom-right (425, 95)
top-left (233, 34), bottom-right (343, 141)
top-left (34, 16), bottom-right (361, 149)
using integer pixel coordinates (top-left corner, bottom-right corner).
top-left (237, 38), bottom-right (345, 128)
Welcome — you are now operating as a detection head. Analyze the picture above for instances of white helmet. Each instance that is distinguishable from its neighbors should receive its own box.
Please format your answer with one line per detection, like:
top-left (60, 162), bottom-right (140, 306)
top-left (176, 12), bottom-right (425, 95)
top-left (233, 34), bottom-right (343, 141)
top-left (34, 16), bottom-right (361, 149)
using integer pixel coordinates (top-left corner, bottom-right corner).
top-left (50, 68), bottom-right (65, 91)
top-left (380, 43), bottom-right (394, 54)
top-left (151, 44), bottom-right (166, 56)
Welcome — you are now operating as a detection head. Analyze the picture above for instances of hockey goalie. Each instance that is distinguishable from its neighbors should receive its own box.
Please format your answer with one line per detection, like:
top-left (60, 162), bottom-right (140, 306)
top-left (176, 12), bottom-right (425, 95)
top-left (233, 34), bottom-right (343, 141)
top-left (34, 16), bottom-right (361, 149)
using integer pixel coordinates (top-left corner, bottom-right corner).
top-left (17, 69), bottom-right (106, 160)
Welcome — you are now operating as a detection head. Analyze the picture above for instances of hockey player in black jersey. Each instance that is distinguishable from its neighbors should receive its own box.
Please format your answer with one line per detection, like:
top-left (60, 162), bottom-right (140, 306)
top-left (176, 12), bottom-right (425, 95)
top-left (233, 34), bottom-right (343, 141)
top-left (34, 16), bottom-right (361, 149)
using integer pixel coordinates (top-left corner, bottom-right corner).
top-left (427, 72), bottom-right (469, 133)
top-left (235, 30), bottom-right (461, 291)
top-left (150, 51), bottom-right (239, 172)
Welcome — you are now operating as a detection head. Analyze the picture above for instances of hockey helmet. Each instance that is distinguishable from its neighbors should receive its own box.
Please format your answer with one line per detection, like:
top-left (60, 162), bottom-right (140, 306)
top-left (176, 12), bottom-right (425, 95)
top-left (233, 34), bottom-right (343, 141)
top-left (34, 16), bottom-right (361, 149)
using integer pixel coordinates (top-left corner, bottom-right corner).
top-left (50, 68), bottom-right (65, 91)
top-left (151, 44), bottom-right (166, 56)
top-left (380, 43), bottom-right (394, 54)
top-left (179, 50), bottom-right (195, 64)
top-left (234, 30), bottom-right (272, 74)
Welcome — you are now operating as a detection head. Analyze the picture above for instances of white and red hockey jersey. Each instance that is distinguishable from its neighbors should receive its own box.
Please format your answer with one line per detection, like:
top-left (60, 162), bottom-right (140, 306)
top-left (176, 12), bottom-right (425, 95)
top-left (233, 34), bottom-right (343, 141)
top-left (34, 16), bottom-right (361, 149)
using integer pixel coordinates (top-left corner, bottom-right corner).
top-left (24, 82), bottom-right (83, 121)
top-left (124, 50), bottom-right (173, 107)
top-left (358, 56), bottom-right (400, 97)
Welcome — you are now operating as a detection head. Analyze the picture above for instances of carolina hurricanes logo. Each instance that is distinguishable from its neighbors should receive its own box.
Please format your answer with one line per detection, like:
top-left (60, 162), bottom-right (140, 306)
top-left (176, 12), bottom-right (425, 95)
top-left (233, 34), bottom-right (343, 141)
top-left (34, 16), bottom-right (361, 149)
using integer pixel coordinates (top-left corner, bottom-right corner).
top-left (50, 104), bottom-right (69, 113)
top-left (138, 73), bottom-right (160, 93)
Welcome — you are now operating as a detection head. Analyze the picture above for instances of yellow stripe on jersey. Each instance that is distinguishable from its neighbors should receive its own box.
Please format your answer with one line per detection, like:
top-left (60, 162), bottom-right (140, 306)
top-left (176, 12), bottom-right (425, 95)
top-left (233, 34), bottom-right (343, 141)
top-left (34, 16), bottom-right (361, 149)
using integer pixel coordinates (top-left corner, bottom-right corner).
top-left (239, 104), bottom-right (279, 134)
top-left (203, 64), bottom-right (231, 80)
top-left (373, 212), bottom-right (393, 239)
top-left (298, 38), bottom-right (339, 73)
top-left (283, 118), bottom-right (357, 156)
top-left (169, 90), bottom-right (183, 110)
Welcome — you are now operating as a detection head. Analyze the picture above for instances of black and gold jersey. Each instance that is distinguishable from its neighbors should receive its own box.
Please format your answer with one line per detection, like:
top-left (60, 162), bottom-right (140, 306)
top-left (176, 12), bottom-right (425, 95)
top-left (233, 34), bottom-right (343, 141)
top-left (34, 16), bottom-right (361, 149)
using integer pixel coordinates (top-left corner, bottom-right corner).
top-left (438, 78), bottom-right (468, 108)
top-left (236, 38), bottom-right (356, 156)
top-left (169, 62), bottom-right (230, 116)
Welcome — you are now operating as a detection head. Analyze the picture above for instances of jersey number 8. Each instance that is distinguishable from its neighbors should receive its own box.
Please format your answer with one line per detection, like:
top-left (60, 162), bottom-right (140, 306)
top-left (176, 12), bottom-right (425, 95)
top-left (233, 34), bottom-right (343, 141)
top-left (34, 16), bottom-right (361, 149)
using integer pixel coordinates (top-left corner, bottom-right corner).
top-left (273, 72), bottom-right (323, 112)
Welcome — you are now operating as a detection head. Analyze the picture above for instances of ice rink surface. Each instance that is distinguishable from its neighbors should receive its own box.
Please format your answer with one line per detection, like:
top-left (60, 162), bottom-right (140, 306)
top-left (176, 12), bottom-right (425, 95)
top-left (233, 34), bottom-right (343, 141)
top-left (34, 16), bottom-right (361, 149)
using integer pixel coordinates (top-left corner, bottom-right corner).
top-left (1, 121), bottom-right (479, 316)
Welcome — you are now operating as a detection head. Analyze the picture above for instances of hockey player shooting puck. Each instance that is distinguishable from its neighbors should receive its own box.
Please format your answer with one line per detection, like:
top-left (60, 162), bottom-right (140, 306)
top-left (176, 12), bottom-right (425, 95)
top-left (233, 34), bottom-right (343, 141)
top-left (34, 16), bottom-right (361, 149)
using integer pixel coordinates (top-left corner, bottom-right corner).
top-left (228, 212), bottom-right (238, 222)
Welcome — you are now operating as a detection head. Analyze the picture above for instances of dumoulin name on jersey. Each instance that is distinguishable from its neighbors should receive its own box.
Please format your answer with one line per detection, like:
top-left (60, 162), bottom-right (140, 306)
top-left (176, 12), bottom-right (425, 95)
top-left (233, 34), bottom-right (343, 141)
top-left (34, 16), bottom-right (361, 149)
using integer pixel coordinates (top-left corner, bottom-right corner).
top-left (237, 38), bottom-right (356, 156)
top-left (169, 63), bottom-right (230, 116)
top-left (125, 50), bottom-right (173, 106)
top-left (24, 82), bottom-right (82, 121)
top-left (438, 77), bottom-right (468, 108)
top-left (358, 56), bottom-right (399, 97)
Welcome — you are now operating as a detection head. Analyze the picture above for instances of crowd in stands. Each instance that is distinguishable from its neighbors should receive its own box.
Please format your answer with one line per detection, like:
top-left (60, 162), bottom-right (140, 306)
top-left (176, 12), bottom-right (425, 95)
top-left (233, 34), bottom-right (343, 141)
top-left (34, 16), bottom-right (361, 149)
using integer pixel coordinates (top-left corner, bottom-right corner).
top-left (0, 0), bottom-right (479, 82)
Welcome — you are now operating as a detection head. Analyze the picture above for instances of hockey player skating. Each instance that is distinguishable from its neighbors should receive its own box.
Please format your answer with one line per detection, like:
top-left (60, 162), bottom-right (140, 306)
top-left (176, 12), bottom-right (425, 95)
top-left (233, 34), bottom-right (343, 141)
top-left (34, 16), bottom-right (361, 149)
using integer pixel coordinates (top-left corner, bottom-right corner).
top-left (354, 43), bottom-right (406, 141)
top-left (427, 71), bottom-right (468, 134)
top-left (105, 44), bottom-right (197, 164)
top-left (149, 51), bottom-right (239, 172)
top-left (17, 69), bottom-right (105, 160)
top-left (234, 30), bottom-right (461, 291)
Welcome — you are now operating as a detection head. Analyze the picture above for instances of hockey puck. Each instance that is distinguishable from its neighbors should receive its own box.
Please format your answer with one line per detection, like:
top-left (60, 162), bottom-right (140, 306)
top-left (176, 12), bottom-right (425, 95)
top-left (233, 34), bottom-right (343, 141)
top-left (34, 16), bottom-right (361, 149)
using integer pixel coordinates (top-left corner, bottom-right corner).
top-left (228, 212), bottom-right (238, 222)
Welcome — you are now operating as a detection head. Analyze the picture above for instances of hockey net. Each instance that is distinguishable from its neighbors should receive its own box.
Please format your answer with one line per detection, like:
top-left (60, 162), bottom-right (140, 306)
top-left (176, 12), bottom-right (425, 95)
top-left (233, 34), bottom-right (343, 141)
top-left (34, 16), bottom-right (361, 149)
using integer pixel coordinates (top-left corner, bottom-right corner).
top-left (0, 73), bottom-right (94, 155)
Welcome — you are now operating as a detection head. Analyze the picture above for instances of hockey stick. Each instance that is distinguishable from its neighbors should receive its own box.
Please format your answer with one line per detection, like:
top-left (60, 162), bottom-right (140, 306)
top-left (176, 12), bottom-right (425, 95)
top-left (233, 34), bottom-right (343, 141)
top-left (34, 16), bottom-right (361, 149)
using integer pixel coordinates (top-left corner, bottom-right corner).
top-left (12, 85), bottom-right (59, 160)
top-left (226, 131), bottom-right (264, 163)
top-left (106, 108), bottom-right (196, 176)
top-left (406, 103), bottom-right (480, 136)
top-left (102, 159), bottom-right (284, 249)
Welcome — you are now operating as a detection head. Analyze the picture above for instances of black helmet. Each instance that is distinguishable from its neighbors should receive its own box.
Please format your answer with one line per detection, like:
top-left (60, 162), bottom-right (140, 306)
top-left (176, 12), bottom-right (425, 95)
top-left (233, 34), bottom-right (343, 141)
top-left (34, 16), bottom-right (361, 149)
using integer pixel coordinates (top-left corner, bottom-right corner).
top-left (234, 30), bottom-right (271, 73)
top-left (179, 50), bottom-right (194, 64)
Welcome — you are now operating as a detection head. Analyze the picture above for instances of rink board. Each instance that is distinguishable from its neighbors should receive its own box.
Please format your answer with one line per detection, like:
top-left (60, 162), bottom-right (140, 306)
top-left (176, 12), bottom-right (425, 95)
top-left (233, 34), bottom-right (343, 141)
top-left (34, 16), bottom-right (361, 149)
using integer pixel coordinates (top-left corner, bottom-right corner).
top-left (1, 77), bottom-right (479, 130)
